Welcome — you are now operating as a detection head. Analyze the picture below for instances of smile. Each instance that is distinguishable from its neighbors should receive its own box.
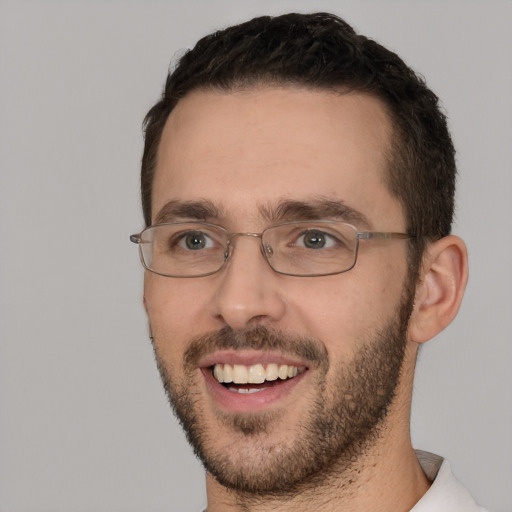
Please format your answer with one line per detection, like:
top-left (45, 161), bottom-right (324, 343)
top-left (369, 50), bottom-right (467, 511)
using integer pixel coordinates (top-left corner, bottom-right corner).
top-left (211, 363), bottom-right (307, 394)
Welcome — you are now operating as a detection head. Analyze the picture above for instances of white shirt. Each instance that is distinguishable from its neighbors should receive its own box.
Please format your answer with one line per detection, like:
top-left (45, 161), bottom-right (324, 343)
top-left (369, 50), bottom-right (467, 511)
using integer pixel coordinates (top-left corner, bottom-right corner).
top-left (412, 450), bottom-right (489, 511)
top-left (201, 450), bottom-right (489, 511)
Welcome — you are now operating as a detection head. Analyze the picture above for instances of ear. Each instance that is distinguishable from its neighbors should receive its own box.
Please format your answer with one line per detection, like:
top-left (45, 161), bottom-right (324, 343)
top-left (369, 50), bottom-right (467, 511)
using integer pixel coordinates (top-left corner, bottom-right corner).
top-left (408, 235), bottom-right (468, 344)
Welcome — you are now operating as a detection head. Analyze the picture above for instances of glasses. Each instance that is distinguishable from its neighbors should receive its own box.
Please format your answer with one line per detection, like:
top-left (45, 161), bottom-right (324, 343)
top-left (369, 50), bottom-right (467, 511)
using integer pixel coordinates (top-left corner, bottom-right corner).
top-left (130, 220), bottom-right (412, 278)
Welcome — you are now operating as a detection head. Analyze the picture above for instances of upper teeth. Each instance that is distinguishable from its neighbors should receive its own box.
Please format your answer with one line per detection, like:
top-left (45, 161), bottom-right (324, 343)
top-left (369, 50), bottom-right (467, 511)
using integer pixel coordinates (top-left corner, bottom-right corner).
top-left (213, 363), bottom-right (303, 384)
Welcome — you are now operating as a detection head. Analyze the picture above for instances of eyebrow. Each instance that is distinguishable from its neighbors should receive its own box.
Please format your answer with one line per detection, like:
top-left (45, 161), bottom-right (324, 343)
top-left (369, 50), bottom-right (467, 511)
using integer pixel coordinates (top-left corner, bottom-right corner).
top-left (153, 197), bottom-right (371, 229)
top-left (259, 198), bottom-right (372, 228)
top-left (154, 199), bottom-right (224, 225)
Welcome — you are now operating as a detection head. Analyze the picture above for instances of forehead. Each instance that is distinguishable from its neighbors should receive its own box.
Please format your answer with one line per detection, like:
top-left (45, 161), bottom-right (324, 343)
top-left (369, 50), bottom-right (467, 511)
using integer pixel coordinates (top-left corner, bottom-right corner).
top-left (153, 87), bottom-right (403, 229)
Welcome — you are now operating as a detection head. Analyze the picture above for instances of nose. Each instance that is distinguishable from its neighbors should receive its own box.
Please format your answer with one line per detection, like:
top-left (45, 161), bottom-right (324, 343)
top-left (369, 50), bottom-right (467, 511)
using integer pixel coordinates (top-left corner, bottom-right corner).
top-left (209, 234), bottom-right (286, 330)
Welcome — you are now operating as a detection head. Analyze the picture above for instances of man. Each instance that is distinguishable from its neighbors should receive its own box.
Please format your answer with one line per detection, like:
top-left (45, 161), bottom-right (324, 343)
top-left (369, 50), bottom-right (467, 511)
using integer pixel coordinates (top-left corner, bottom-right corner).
top-left (131, 12), bottom-right (488, 511)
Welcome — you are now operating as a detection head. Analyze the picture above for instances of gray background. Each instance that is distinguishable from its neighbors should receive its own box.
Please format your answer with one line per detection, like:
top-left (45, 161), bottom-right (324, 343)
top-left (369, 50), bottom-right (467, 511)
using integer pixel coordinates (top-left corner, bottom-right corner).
top-left (1, 1), bottom-right (511, 511)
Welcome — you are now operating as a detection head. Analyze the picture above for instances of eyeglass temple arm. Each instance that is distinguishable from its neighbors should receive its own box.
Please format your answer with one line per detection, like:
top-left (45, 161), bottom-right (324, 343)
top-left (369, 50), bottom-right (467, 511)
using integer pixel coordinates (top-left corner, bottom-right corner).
top-left (357, 232), bottom-right (412, 240)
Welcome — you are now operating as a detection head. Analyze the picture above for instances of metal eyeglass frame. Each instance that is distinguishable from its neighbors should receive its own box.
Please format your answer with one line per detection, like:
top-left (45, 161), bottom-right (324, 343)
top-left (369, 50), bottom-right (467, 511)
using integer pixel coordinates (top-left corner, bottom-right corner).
top-left (130, 220), bottom-right (413, 278)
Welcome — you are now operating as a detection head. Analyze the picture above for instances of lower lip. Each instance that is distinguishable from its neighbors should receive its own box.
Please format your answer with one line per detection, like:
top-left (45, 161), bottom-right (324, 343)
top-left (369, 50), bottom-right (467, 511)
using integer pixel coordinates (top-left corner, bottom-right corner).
top-left (201, 367), bottom-right (308, 413)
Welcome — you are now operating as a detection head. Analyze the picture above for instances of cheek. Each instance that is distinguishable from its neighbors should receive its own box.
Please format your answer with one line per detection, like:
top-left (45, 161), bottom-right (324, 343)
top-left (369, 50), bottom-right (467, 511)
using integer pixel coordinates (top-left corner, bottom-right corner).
top-left (144, 275), bottom-right (212, 359)
top-left (286, 261), bottom-right (407, 355)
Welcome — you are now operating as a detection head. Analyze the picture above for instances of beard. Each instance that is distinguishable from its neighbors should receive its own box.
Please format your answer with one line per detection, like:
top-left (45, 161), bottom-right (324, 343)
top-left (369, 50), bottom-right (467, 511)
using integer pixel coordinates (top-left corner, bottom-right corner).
top-left (152, 288), bottom-right (414, 498)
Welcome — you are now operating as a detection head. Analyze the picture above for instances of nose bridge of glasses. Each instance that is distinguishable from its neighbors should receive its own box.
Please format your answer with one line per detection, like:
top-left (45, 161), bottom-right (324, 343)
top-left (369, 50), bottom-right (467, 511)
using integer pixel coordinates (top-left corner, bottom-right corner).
top-left (226, 232), bottom-right (270, 259)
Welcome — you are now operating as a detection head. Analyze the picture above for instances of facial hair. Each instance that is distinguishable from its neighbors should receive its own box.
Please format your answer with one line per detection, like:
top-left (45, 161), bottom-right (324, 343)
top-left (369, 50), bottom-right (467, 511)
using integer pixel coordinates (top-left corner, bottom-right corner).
top-left (153, 292), bottom-right (413, 497)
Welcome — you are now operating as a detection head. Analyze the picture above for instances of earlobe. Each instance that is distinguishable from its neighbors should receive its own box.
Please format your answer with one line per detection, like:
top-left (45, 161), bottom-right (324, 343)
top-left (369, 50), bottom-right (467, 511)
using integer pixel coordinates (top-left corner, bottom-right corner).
top-left (408, 235), bottom-right (468, 344)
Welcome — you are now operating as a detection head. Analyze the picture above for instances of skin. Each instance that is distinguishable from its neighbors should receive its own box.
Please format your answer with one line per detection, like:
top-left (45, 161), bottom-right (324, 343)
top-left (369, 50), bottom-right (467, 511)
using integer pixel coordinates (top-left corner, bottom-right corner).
top-left (143, 87), bottom-right (468, 511)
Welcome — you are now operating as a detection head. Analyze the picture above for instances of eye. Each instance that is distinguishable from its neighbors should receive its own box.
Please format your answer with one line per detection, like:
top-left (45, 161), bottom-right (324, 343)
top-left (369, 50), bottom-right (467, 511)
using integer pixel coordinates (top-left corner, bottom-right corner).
top-left (298, 230), bottom-right (336, 249)
top-left (177, 231), bottom-right (215, 251)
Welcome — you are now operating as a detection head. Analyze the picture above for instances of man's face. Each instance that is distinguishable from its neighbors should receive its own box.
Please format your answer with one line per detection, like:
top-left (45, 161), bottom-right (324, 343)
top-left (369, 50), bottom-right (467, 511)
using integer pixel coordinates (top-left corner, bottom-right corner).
top-left (144, 88), bottom-right (414, 493)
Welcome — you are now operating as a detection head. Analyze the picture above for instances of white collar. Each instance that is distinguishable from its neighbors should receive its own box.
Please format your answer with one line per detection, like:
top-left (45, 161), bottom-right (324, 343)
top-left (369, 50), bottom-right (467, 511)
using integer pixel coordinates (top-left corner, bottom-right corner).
top-left (412, 450), bottom-right (487, 511)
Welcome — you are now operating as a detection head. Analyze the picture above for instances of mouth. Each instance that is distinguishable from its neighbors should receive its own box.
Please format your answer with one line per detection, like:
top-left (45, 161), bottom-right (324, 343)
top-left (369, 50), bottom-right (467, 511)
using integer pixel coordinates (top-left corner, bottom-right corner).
top-left (198, 352), bottom-right (311, 412)
top-left (212, 362), bottom-right (307, 394)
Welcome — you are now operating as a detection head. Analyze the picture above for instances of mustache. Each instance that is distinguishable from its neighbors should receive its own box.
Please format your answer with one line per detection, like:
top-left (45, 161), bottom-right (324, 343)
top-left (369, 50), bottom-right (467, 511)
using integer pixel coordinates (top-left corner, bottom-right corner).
top-left (183, 325), bottom-right (329, 370)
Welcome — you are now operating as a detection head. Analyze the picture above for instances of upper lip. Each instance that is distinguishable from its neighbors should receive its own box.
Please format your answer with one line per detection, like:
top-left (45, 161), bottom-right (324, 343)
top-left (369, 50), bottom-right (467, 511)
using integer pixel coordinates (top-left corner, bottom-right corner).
top-left (198, 350), bottom-right (311, 369)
